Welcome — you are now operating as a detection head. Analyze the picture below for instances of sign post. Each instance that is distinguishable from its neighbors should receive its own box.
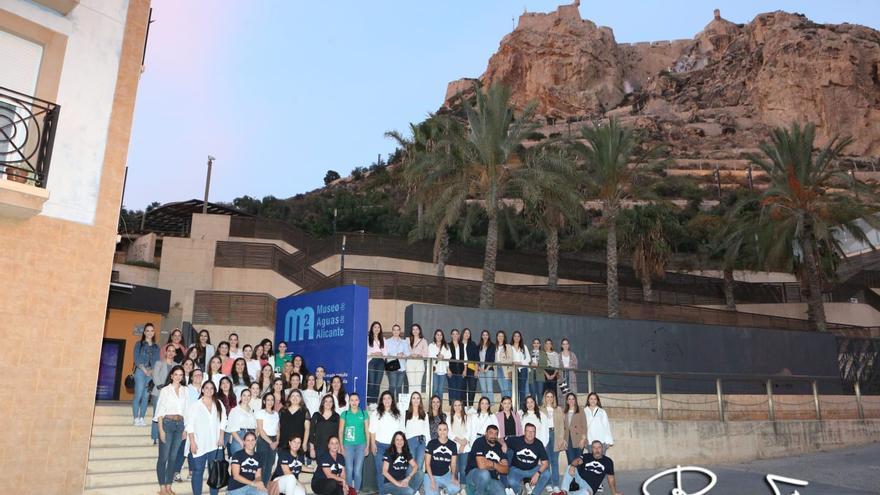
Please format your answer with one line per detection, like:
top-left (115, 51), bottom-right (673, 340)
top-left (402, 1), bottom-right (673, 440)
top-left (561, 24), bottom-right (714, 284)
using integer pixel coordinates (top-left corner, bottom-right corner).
top-left (275, 285), bottom-right (369, 399)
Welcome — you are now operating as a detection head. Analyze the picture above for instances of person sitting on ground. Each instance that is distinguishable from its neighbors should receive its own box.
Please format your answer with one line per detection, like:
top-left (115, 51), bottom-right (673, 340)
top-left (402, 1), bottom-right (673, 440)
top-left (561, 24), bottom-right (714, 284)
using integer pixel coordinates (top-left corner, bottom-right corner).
top-left (561, 440), bottom-right (621, 495)
top-left (228, 431), bottom-right (268, 495)
top-left (425, 422), bottom-right (461, 495)
top-left (382, 430), bottom-right (424, 495)
top-left (465, 425), bottom-right (509, 495)
top-left (506, 423), bottom-right (552, 495)
top-left (268, 435), bottom-right (314, 495)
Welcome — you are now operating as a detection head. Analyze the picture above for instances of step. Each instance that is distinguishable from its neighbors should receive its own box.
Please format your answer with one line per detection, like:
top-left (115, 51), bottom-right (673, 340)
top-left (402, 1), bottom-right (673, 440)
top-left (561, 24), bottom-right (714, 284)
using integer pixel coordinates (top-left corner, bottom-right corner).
top-left (94, 403), bottom-right (152, 416)
top-left (93, 414), bottom-right (142, 426)
top-left (89, 445), bottom-right (157, 460)
top-left (85, 483), bottom-right (194, 495)
top-left (88, 457), bottom-right (159, 473)
top-left (86, 469), bottom-right (159, 488)
top-left (93, 424), bottom-right (152, 436)
top-left (90, 434), bottom-right (155, 447)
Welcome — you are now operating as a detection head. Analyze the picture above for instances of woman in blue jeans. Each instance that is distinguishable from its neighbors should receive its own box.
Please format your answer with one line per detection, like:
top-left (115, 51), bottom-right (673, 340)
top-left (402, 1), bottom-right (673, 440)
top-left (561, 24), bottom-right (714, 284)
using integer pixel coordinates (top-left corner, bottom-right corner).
top-left (154, 365), bottom-right (187, 495)
top-left (132, 323), bottom-right (158, 426)
top-left (367, 321), bottom-right (386, 404)
top-left (185, 380), bottom-right (227, 495)
top-left (339, 393), bottom-right (369, 491)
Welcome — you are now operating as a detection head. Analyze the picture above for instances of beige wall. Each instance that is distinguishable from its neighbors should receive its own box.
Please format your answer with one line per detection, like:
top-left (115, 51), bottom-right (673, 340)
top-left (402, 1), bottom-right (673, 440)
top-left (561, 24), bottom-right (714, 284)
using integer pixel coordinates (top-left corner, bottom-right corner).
top-left (228, 235), bottom-right (298, 254)
top-left (682, 269), bottom-right (798, 283)
top-left (314, 254), bottom-right (589, 286)
top-left (0, 1), bottom-right (150, 492)
top-left (212, 266), bottom-right (300, 298)
top-left (368, 298), bottom-right (429, 328)
top-left (113, 262), bottom-right (159, 287)
top-left (102, 308), bottom-right (164, 401)
top-left (699, 302), bottom-right (880, 327)
top-left (196, 324), bottom-right (274, 350)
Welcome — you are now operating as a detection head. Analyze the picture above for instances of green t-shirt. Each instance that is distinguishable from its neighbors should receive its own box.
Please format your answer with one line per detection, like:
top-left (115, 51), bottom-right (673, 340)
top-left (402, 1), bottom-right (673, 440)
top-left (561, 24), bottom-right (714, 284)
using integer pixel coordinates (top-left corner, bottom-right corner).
top-left (273, 353), bottom-right (292, 373)
top-left (340, 409), bottom-right (368, 445)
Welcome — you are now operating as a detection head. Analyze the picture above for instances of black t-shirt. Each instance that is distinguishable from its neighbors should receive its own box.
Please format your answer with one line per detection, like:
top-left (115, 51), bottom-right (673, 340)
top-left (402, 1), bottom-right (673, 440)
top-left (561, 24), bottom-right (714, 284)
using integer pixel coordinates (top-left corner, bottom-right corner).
top-left (279, 407), bottom-right (308, 445)
top-left (466, 436), bottom-right (505, 479)
top-left (576, 455), bottom-right (614, 493)
top-left (383, 449), bottom-right (412, 481)
top-left (311, 412), bottom-right (340, 453)
top-left (272, 450), bottom-right (305, 480)
top-left (507, 436), bottom-right (548, 471)
top-left (314, 451), bottom-right (345, 481)
top-left (503, 413), bottom-right (516, 438)
top-left (426, 438), bottom-right (458, 476)
top-left (229, 450), bottom-right (261, 490)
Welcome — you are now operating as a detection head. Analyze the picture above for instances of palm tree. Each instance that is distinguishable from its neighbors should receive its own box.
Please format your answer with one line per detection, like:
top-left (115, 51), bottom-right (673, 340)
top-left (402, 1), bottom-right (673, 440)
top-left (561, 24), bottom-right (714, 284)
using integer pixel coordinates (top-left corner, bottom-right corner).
top-left (712, 191), bottom-right (762, 311)
top-left (575, 118), bottom-right (659, 317)
top-left (748, 122), bottom-right (877, 331)
top-left (619, 204), bottom-right (676, 302)
top-left (511, 144), bottom-right (581, 287)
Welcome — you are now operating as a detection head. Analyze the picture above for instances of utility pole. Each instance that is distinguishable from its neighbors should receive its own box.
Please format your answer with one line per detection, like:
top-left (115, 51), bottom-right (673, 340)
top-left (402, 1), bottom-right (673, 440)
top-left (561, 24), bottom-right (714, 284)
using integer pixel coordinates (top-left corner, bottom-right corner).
top-left (203, 155), bottom-right (215, 214)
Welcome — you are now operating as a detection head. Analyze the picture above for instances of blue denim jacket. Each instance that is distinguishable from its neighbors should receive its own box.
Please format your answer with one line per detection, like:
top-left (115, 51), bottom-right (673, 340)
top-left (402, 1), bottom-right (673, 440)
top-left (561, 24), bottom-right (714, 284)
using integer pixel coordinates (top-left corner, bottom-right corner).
top-left (134, 341), bottom-right (158, 369)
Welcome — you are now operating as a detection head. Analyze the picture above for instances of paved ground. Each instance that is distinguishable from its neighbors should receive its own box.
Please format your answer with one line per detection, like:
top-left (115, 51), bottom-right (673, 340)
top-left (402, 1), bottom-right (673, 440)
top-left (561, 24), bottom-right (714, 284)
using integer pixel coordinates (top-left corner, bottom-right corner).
top-left (610, 443), bottom-right (880, 494)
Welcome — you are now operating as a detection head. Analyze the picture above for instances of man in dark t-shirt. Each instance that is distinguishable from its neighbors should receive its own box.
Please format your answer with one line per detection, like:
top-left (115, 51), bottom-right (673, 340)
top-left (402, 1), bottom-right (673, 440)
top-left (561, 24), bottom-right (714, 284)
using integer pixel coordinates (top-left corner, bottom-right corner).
top-left (561, 440), bottom-right (621, 495)
top-left (506, 423), bottom-right (552, 494)
top-left (465, 425), bottom-right (508, 495)
top-left (425, 422), bottom-right (461, 495)
top-left (229, 432), bottom-right (266, 493)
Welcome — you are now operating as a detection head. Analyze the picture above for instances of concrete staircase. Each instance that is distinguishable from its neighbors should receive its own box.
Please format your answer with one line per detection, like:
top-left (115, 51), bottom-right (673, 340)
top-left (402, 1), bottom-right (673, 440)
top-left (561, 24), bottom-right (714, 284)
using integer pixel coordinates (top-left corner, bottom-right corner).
top-left (85, 402), bottom-right (197, 495)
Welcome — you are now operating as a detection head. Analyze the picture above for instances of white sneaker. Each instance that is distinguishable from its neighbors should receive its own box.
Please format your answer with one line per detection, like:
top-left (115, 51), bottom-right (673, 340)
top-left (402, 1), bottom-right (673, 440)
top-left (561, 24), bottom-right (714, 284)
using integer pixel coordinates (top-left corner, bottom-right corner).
top-left (525, 483), bottom-right (534, 495)
top-left (597, 485), bottom-right (604, 493)
top-left (545, 487), bottom-right (554, 493)
top-left (553, 486), bottom-right (561, 493)
top-left (133, 418), bottom-right (139, 426)
top-left (505, 489), bottom-right (515, 495)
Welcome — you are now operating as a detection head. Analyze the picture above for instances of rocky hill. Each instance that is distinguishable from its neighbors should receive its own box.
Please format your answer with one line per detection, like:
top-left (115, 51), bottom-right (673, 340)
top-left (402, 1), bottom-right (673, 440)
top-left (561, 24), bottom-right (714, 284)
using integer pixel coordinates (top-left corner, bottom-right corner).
top-left (443, 2), bottom-right (880, 160)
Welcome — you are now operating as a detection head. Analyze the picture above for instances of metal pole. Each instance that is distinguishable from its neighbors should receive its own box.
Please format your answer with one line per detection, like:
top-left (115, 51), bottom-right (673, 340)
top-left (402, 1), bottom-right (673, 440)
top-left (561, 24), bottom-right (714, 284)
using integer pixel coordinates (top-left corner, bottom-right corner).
top-left (203, 155), bottom-right (215, 214)
top-left (716, 378), bottom-right (725, 422)
top-left (511, 363), bottom-right (519, 409)
top-left (340, 234), bottom-right (347, 284)
top-left (747, 165), bottom-right (754, 190)
top-left (766, 379), bottom-right (775, 422)
top-left (812, 380), bottom-right (822, 421)
top-left (655, 374), bottom-right (663, 420)
top-left (855, 381), bottom-right (864, 420)
top-left (426, 358), bottom-right (434, 400)
top-left (587, 370), bottom-right (594, 394)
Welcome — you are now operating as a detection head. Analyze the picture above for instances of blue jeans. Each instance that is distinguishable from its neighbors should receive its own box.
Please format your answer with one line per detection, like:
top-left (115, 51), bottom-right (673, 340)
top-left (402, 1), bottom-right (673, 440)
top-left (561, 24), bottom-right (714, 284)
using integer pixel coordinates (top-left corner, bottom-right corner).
top-left (156, 417), bottom-right (184, 485)
top-left (257, 436), bottom-right (276, 484)
top-left (374, 441), bottom-right (390, 494)
top-left (562, 468), bottom-right (595, 495)
top-left (517, 369), bottom-right (529, 408)
top-left (464, 374), bottom-right (477, 407)
top-left (368, 358), bottom-right (385, 404)
top-left (132, 368), bottom-right (151, 419)
top-left (548, 430), bottom-right (560, 487)
top-left (408, 436), bottom-right (426, 470)
top-left (388, 370), bottom-right (405, 398)
top-left (229, 429), bottom-right (249, 456)
top-left (151, 420), bottom-right (159, 441)
top-left (188, 449), bottom-right (221, 495)
top-left (466, 469), bottom-right (506, 495)
top-left (448, 374), bottom-right (464, 403)
top-left (457, 453), bottom-right (468, 484)
top-left (508, 465), bottom-right (551, 494)
top-left (384, 469), bottom-right (423, 495)
top-left (229, 487), bottom-right (266, 495)
top-left (343, 443), bottom-right (366, 490)
top-left (566, 446), bottom-right (582, 467)
top-left (495, 367), bottom-right (511, 399)
top-left (173, 441), bottom-right (187, 475)
top-left (425, 470), bottom-right (461, 495)
top-left (432, 373), bottom-right (447, 401)
top-left (478, 369), bottom-right (494, 400)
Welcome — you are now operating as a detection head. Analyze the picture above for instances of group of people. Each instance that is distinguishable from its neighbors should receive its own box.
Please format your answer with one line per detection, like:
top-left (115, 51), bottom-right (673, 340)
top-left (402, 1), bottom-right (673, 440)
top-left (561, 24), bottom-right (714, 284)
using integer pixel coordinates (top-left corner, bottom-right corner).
top-left (131, 321), bottom-right (619, 495)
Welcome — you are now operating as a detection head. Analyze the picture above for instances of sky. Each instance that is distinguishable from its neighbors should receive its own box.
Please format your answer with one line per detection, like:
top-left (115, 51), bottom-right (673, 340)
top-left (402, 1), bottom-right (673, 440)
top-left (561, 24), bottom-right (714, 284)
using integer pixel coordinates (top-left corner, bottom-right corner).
top-left (122, 0), bottom-right (880, 210)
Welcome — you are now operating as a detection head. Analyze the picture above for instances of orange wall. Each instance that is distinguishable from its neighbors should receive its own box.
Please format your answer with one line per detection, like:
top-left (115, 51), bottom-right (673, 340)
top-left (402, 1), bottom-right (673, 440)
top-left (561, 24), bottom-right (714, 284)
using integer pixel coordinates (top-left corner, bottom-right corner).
top-left (103, 308), bottom-right (164, 401)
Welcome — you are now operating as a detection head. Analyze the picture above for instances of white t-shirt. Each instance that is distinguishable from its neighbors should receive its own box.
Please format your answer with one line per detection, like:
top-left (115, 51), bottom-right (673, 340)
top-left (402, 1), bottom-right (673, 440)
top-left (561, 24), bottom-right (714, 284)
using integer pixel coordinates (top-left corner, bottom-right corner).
top-left (302, 390), bottom-right (321, 416)
top-left (369, 410), bottom-right (404, 445)
top-left (185, 399), bottom-right (227, 458)
top-left (404, 412), bottom-right (430, 441)
top-left (246, 359), bottom-right (262, 381)
top-left (427, 343), bottom-right (451, 375)
top-left (450, 414), bottom-right (471, 454)
top-left (227, 405), bottom-right (256, 432)
top-left (520, 410), bottom-right (547, 446)
top-left (255, 408), bottom-right (280, 437)
top-left (469, 412), bottom-right (498, 443)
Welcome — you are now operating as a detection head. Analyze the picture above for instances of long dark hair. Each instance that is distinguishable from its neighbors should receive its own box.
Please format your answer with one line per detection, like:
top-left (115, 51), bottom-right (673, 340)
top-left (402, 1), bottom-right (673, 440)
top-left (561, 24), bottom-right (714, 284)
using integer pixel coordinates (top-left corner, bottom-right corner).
top-left (432, 329), bottom-right (447, 350)
top-left (406, 391), bottom-right (425, 422)
top-left (428, 395), bottom-right (445, 420)
top-left (167, 328), bottom-right (183, 345)
top-left (511, 331), bottom-right (525, 352)
top-left (230, 358), bottom-right (251, 386)
top-left (330, 376), bottom-right (347, 409)
top-left (564, 392), bottom-right (580, 414)
top-left (409, 324), bottom-right (423, 348)
top-left (259, 338), bottom-right (274, 357)
top-left (385, 431), bottom-right (412, 458)
top-left (479, 330), bottom-right (492, 350)
top-left (524, 395), bottom-right (541, 420)
top-left (586, 392), bottom-right (603, 409)
top-left (163, 365), bottom-right (186, 387)
top-left (198, 381), bottom-right (223, 421)
top-left (218, 376), bottom-right (237, 411)
top-left (368, 321), bottom-right (384, 348)
top-left (377, 391), bottom-right (400, 419)
top-left (139, 323), bottom-right (156, 344)
top-left (462, 328), bottom-right (473, 344)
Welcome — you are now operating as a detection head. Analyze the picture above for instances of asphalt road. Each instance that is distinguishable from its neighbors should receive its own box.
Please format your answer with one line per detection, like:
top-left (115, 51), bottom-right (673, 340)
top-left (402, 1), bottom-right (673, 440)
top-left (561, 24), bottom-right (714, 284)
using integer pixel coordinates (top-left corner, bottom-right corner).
top-left (609, 443), bottom-right (880, 494)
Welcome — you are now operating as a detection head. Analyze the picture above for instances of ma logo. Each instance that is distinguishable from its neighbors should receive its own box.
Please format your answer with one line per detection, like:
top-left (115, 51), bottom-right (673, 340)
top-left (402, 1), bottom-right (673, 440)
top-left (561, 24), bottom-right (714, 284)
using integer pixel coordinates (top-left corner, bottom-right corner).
top-left (284, 306), bottom-right (315, 342)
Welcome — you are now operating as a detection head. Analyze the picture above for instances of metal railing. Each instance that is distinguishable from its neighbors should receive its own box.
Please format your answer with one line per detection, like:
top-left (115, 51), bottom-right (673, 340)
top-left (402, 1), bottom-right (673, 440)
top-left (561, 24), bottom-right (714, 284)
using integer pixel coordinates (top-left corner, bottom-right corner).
top-left (364, 355), bottom-right (879, 422)
top-left (0, 86), bottom-right (60, 188)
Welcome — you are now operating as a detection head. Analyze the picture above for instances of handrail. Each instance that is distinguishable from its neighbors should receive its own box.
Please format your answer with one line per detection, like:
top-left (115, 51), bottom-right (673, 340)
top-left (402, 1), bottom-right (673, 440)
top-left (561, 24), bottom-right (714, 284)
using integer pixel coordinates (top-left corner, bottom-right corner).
top-left (0, 85), bottom-right (60, 188)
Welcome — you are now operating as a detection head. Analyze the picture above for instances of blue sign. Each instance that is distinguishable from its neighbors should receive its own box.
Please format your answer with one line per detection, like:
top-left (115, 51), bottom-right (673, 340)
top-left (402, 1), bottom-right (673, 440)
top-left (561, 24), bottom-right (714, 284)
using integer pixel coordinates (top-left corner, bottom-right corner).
top-left (275, 285), bottom-right (369, 400)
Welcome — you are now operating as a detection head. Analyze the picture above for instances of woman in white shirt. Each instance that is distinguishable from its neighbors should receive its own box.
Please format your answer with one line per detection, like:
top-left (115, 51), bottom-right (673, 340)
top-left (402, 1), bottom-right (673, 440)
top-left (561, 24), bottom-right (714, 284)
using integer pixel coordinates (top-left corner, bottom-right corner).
top-left (558, 338), bottom-right (579, 397)
top-left (243, 344), bottom-right (261, 381)
top-left (155, 365), bottom-right (187, 495)
top-left (542, 390), bottom-right (565, 492)
top-left (229, 357), bottom-right (252, 398)
top-left (469, 396), bottom-right (498, 445)
top-left (494, 331), bottom-right (513, 400)
top-left (404, 392), bottom-right (430, 470)
top-left (227, 388), bottom-right (257, 456)
top-left (185, 380), bottom-right (227, 495)
top-left (510, 331), bottom-right (530, 409)
top-left (228, 332), bottom-right (244, 360)
top-left (385, 324), bottom-right (411, 399)
top-left (448, 399), bottom-right (470, 484)
top-left (302, 374), bottom-right (322, 415)
top-left (206, 355), bottom-right (225, 390)
top-left (520, 395), bottom-right (546, 444)
top-left (255, 393), bottom-right (281, 485)
top-left (328, 375), bottom-right (349, 415)
top-left (407, 324), bottom-right (428, 394)
top-left (427, 330), bottom-right (451, 402)
top-left (585, 392), bottom-right (614, 453)
top-left (369, 390), bottom-right (404, 494)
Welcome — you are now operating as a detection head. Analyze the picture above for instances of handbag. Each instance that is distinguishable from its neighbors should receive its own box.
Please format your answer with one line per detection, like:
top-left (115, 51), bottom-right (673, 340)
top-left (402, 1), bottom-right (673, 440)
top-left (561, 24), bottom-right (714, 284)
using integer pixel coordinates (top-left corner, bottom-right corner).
top-left (124, 367), bottom-right (136, 390)
top-left (384, 359), bottom-right (401, 372)
top-left (207, 449), bottom-right (229, 489)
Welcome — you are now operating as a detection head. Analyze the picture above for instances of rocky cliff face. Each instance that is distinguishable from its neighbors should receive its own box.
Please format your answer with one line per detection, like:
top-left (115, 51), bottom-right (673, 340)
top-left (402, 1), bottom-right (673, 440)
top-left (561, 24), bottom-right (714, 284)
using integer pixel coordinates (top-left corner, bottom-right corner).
top-left (443, 3), bottom-right (880, 157)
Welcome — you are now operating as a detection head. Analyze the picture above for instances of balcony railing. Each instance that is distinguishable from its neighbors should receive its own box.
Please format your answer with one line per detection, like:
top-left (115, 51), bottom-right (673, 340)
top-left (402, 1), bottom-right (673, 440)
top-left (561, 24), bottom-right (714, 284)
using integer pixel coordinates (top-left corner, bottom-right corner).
top-left (0, 86), bottom-right (60, 188)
